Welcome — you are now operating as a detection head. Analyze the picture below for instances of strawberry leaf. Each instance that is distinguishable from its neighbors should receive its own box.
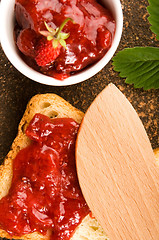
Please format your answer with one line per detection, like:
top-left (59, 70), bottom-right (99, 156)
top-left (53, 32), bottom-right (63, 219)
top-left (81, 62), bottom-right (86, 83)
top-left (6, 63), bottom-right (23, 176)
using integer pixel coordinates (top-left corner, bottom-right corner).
top-left (39, 31), bottom-right (50, 37)
top-left (112, 47), bottom-right (159, 90)
top-left (147, 0), bottom-right (159, 40)
top-left (59, 32), bottom-right (70, 40)
top-left (52, 39), bottom-right (59, 48)
top-left (59, 39), bottom-right (67, 49)
top-left (47, 35), bottom-right (54, 41)
top-left (44, 22), bottom-right (56, 34)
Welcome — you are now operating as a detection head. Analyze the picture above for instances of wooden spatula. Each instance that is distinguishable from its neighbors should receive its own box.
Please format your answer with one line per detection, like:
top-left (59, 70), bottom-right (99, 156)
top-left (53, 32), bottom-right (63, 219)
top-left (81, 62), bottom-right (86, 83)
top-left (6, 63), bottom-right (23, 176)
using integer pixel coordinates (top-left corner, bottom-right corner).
top-left (76, 83), bottom-right (159, 240)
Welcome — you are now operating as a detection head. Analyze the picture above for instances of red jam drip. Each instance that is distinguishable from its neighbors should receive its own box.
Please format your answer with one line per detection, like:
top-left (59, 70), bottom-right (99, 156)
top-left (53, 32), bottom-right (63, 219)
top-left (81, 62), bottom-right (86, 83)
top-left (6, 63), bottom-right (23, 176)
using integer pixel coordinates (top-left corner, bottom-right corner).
top-left (15, 0), bottom-right (116, 79)
top-left (0, 114), bottom-right (89, 240)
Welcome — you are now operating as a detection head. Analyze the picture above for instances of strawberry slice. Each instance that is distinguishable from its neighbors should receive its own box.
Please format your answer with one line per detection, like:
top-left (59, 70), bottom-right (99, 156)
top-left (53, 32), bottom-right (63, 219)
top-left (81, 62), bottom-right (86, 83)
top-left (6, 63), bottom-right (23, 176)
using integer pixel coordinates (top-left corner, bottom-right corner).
top-left (17, 29), bottom-right (37, 57)
top-left (97, 26), bottom-right (112, 49)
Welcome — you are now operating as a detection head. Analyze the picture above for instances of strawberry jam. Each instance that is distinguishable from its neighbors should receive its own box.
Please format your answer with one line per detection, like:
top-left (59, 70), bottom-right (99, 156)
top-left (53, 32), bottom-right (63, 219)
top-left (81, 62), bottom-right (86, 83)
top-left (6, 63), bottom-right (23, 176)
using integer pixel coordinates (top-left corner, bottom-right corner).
top-left (14, 0), bottom-right (116, 80)
top-left (0, 114), bottom-right (89, 240)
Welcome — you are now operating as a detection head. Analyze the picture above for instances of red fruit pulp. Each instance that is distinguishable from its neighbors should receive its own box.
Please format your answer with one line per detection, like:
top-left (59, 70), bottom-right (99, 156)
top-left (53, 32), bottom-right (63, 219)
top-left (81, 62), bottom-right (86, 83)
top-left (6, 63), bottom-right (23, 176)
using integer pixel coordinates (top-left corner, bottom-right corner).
top-left (15, 0), bottom-right (116, 80)
top-left (0, 114), bottom-right (90, 240)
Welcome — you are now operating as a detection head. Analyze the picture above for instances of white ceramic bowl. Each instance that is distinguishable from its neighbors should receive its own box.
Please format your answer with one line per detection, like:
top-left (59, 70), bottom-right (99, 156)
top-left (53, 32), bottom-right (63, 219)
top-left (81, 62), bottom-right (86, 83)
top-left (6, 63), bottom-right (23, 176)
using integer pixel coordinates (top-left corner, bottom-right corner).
top-left (0, 0), bottom-right (123, 86)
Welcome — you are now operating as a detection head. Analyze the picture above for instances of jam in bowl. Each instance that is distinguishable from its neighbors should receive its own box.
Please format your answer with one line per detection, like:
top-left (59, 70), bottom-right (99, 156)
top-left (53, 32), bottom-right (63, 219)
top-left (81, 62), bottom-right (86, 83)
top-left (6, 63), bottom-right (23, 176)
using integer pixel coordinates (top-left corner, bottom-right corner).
top-left (0, 0), bottom-right (123, 86)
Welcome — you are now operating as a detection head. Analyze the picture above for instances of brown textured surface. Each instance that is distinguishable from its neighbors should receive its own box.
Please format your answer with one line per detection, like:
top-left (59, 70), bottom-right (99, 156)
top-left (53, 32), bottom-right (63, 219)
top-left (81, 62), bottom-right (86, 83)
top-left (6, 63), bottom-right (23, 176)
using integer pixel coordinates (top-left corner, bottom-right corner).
top-left (0, 0), bottom-right (159, 170)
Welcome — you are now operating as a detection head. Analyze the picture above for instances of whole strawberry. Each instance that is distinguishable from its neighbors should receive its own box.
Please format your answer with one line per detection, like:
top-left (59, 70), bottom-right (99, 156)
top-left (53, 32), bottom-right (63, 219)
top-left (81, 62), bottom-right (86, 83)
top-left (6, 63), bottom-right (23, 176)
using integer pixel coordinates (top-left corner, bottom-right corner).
top-left (35, 18), bottom-right (73, 67)
top-left (35, 38), bottom-right (61, 66)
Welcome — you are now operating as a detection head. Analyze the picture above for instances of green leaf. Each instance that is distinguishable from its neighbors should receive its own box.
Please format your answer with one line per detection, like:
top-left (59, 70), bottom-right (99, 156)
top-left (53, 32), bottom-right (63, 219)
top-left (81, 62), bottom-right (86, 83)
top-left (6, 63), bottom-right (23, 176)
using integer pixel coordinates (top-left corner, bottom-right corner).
top-left (52, 39), bottom-right (59, 48)
top-left (44, 22), bottom-right (56, 35)
top-left (39, 31), bottom-right (50, 37)
top-left (112, 47), bottom-right (159, 90)
top-left (147, 0), bottom-right (159, 40)
top-left (59, 39), bottom-right (67, 49)
top-left (47, 35), bottom-right (54, 41)
top-left (59, 32), bottom-right (70, 40)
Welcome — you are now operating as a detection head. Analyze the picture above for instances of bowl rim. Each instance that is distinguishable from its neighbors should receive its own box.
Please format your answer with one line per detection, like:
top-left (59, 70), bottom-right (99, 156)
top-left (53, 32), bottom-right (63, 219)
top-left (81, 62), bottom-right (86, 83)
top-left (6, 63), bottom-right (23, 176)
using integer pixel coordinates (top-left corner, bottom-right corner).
top-left (0, 0), bottom-right (123, 86)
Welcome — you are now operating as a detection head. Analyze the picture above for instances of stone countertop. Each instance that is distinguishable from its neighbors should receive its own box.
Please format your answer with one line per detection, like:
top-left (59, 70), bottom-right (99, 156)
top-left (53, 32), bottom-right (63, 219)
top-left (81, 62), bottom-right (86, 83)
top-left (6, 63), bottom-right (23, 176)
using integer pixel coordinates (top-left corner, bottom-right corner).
top-left (0, 0), bottom-right (159, 163)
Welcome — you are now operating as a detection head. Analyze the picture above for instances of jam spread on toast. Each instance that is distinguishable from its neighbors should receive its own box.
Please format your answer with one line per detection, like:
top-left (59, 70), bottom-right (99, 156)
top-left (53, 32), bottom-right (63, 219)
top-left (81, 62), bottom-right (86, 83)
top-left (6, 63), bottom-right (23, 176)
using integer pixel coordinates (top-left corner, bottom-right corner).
top-left (15, 0), bottom-right (116, 80)
top-left (0, 114), bottom-right (89, 240)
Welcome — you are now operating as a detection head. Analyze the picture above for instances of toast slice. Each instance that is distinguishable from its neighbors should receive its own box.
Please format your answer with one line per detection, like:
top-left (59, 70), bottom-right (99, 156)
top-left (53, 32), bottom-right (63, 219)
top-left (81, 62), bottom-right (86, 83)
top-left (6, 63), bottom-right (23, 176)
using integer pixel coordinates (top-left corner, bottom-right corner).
top-left (0, 94), bottom-right (158, 240)
top-left (0, 94), bottom-right (109, 240)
